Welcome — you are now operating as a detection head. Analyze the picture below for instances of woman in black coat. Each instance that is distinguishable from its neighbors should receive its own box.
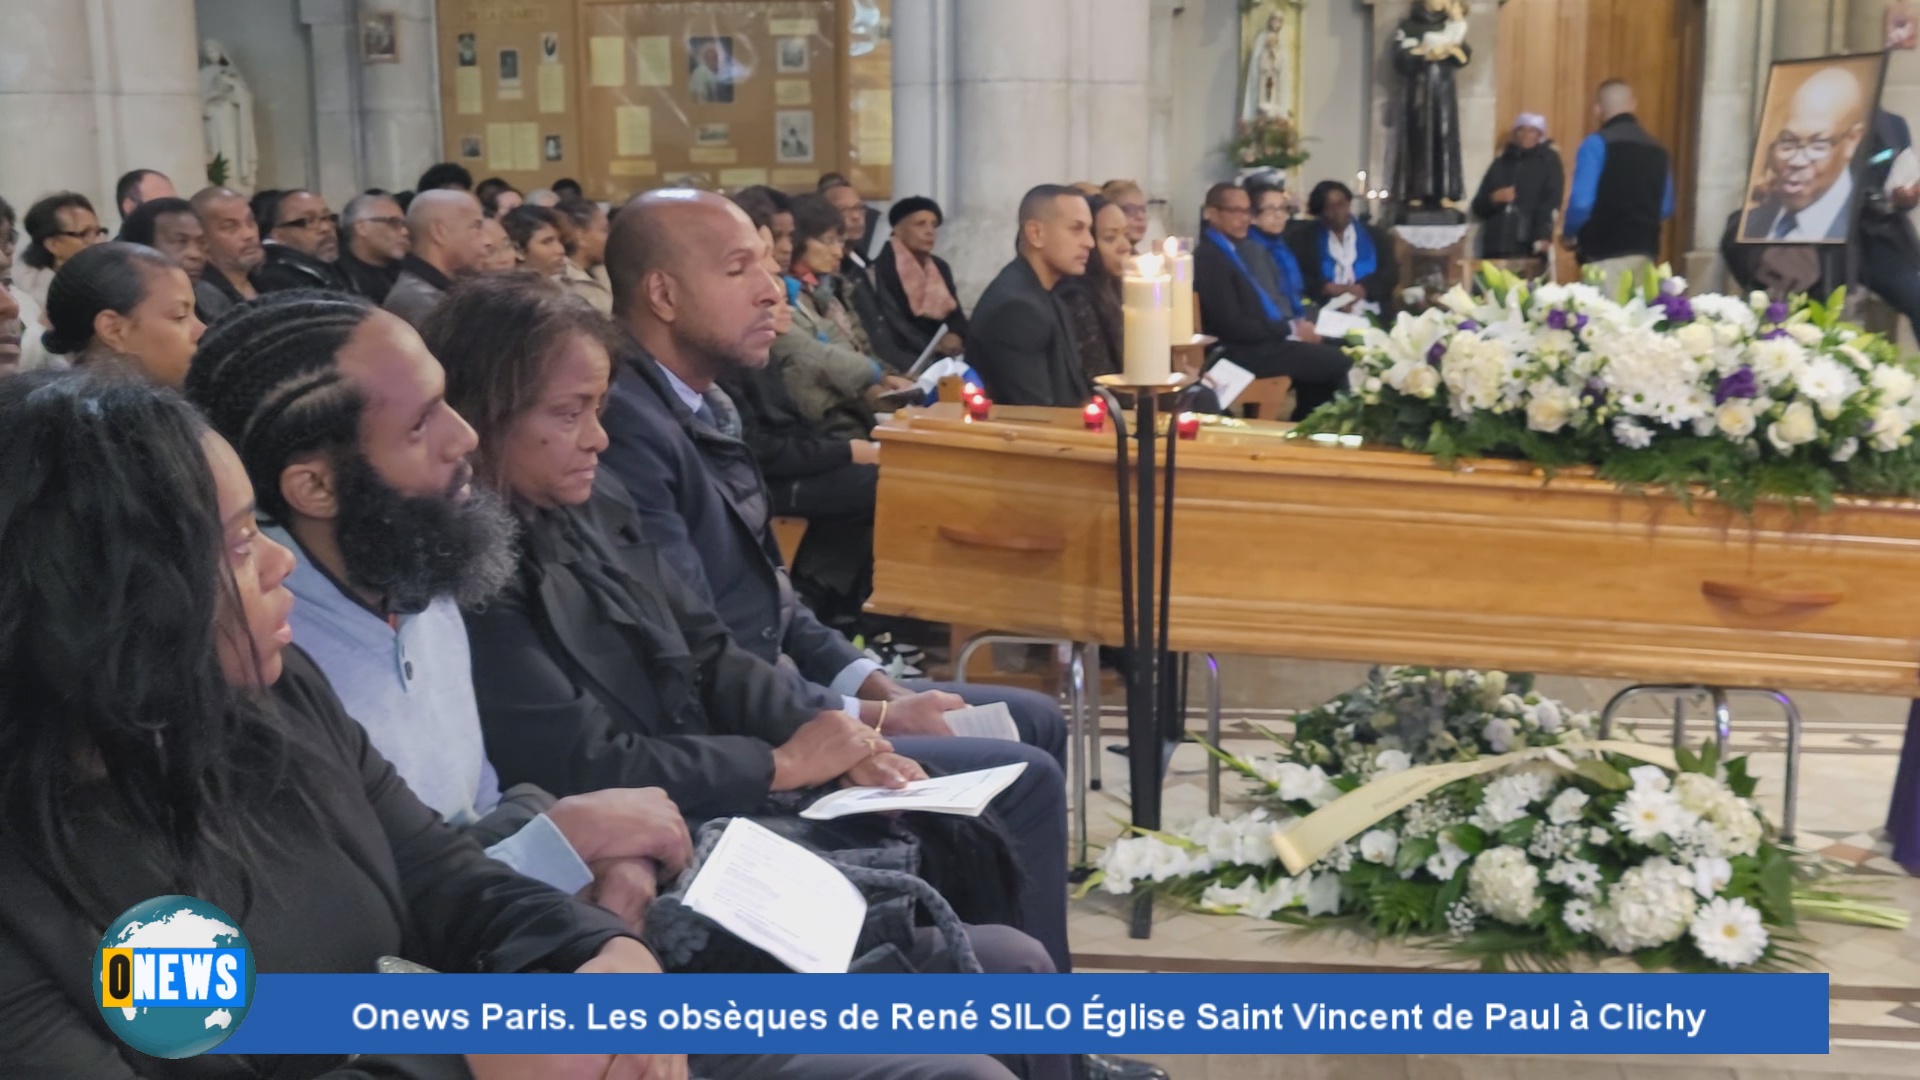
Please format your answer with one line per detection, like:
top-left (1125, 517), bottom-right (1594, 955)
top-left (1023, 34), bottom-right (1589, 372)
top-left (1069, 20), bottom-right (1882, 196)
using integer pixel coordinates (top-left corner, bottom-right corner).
top-left (1471, 113), bottom-right (1564, 260)
top-left (0, 369), bottom-right (664, 1080)
top-left (870, 196), bottom-right (968, 370)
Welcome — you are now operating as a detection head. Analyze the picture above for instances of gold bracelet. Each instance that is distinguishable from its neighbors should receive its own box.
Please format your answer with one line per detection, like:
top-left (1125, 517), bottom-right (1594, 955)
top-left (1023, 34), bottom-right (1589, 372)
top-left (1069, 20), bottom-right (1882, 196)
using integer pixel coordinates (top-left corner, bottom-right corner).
top-left (877, 699), bottom-right (890, 734)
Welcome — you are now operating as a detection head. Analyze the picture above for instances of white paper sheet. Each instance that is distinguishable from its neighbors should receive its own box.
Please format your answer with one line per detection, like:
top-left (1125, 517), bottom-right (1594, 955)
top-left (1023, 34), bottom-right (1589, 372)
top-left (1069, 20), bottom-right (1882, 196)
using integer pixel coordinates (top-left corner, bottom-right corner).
top-left (944, 702), bottom-right (1019, 741)
top-left (680, 819), bottom-right (867, 973)
top-left (1315, 307), bottom-right (1371, 340)
top-left (1200, 357), bottom-right (1257, 409)
top-left (800, 763), bottom-right (1029, 821)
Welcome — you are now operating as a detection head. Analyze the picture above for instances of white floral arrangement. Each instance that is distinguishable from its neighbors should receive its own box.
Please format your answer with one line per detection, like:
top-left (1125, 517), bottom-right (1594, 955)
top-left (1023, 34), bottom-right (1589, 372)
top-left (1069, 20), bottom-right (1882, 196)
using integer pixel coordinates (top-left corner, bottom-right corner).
top-left (1090, 667), bottom-right (1904, 972)
top-left (1296, 268), bottom-right (1920, 508)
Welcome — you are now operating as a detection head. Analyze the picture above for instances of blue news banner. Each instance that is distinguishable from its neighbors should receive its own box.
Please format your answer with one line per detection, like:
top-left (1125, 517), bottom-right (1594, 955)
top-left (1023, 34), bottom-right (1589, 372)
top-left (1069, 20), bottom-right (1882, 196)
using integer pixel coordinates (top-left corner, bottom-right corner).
top-left (216, 973), bottom-right (1830, 1056)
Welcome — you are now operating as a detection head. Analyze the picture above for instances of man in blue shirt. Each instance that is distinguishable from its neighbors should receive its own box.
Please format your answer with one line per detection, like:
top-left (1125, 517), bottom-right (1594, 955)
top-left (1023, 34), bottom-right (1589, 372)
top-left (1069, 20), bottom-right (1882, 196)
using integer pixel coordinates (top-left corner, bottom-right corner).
top-left (1563, 79), bottom-right (1674, 289)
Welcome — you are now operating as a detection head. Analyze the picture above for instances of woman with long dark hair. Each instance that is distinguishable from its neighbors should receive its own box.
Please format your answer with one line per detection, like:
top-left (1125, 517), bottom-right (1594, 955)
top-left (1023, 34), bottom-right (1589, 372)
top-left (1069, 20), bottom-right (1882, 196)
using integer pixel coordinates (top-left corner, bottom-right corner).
top-left (1054, 194), bottom-right (1129, 382)
top-left (0, 368), bottom-right (671, 1079)
top-left (41, 241), bottom-right (204, 385)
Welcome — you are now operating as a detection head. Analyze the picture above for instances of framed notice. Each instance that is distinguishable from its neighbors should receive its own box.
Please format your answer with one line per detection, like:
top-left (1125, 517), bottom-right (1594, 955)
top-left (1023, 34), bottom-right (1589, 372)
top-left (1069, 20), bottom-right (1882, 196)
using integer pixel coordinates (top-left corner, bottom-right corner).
top-left (436, 1), bottom-right (583, 188)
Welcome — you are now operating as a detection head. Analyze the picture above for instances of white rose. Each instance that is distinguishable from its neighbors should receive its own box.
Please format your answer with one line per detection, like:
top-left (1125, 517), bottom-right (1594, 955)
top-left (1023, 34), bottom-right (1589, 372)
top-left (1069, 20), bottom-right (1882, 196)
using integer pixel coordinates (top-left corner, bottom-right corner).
top-left (1364, 375), bottom-right (1384, 394)
top-left (1713, 400), bottom-right (1756, 440)
top-left (1871, 406), bottom-right (1912, 452)
top-left (1766, 399), bottom-right (1819, 453)
top-left (1374, 749), bottom-right (1412, 776)
top-left (1785, 322), bottom-right (1824, 346)
top-left (1714, 322), bottom-right (1744, 347)
top-left (1831, 436), bottom-right (1859, 463)
top-left (1525, 385), bottom-right (1578, 434)
top-left (1359, 829), bottom-right (1400, 865)
top-left (1400, 363), bottom-right (1441, 399)
top-left (1675, 323), bottom-right (1716, 358)
top-left (1481, 717), bottom-right (1517, 753)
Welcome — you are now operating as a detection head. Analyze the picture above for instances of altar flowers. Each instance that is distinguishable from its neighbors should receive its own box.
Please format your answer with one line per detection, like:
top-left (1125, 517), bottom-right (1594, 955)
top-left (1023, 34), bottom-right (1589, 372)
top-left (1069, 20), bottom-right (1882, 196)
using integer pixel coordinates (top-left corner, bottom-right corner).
top-left (1089, 667), bottom-right (1906, 972)
top-left (1298, 266), bottom-right (1920, 507)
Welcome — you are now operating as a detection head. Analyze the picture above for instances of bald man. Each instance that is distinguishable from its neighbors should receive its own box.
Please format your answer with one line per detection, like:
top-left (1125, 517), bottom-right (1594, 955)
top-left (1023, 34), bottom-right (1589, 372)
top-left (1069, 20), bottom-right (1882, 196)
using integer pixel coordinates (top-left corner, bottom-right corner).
top-left (383, 189), bottom-right (489, 329)
top-left (1564, 79), bottom-right (1674, 280)
top-left (190, 186), bottom-right (264, 325)
top-left (592, 191), bottom-right (1079, 977)
top-left (1743, 66), bottom-right (1870, 241)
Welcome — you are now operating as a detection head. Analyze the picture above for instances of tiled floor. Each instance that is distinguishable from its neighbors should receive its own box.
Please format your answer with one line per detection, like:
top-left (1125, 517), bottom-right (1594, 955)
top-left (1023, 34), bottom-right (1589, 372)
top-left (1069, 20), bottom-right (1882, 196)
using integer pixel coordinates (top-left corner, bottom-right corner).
top-left (1043, 657), bottom-right (1920, 1076)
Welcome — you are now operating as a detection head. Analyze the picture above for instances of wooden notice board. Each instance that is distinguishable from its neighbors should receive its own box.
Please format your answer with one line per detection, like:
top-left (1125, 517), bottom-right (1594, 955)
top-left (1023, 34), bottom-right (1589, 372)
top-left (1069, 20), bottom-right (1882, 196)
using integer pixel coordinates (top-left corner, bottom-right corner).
top-left (438, 0), bottom-right (893, 201)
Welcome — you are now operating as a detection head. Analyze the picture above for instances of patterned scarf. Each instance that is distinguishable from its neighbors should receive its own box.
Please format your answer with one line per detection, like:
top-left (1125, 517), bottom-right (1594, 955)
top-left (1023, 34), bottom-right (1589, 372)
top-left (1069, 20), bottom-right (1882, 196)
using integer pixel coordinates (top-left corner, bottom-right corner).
top-left (889, 237), bottom-right (957, 321)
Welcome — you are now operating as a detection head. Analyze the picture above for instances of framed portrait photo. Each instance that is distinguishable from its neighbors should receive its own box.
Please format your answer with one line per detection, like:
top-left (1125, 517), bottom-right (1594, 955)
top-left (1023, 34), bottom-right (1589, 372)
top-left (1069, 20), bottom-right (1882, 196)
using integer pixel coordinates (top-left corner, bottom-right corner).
top-left (1738, 53), bottom-right (1888, 245)
top-left (361, 12), bottom-right (399, 64)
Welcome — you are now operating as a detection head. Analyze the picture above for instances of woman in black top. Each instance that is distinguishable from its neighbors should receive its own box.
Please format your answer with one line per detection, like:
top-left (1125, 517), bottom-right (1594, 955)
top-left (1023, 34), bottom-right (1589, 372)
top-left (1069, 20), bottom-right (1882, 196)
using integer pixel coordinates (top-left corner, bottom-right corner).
top-left (0, 369), bottom-right (672, 1080)
top-left (1054, 195), bottom-right (1128, 383)
top-left (1470, 113), bottom-right (1564, 261)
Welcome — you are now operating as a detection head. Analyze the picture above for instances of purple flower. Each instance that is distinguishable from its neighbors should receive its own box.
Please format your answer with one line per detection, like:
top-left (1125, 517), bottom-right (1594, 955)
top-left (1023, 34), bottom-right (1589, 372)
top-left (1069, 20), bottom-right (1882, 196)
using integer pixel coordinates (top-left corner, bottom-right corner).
top-left (1427, 341), bottom-right (1447, 366)
top-left (1765, 301), bottom-right (1789, 324)
top-left (1761, 327), bottom-right (1790, 341)
top-left (1457, 319), bottom-right (1480, 332)
top-left (1546, 309), bottom-right (1570, 331)
top-left (1653, 293), bottom-right (1694, 324)
top-left (1575, 313), bottom-right (1589, 331)
top-left (1714, 366), bottom-right (1759, 405)
top-left (1582, 377), bottom-right (1609, 407)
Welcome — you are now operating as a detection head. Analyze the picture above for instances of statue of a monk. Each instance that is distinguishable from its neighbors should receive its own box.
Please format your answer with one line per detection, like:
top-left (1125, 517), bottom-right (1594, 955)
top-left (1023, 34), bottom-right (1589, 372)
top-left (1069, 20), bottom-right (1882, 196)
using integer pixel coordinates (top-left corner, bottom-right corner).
top-left (1390, 0), bottom-right (1471, 212)
top-left (200, 39), bottom-right (258, 193)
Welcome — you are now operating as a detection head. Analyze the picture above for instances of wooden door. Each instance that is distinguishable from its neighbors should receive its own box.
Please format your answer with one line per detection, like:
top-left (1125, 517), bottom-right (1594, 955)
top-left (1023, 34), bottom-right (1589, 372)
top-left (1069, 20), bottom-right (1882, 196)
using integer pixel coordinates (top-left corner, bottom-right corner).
top-left (1496, 0), bottom-right (1705, 270)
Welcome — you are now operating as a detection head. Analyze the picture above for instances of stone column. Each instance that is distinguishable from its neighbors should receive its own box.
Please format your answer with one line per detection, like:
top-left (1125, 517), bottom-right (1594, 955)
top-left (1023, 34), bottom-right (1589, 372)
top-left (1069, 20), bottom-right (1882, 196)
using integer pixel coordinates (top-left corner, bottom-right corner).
top-left (1687, 0), bottom-right (1763, 287)
top-left (301, 0), bottom-right (366, 206)
top-left (358, 0), bottom-right (440, 192)
top-left (0, 0), bottom-right (205, 222)
top-left (933, 0), bottom-right (1151, 302)
top-left (891, 0), bottom-right (954, 209)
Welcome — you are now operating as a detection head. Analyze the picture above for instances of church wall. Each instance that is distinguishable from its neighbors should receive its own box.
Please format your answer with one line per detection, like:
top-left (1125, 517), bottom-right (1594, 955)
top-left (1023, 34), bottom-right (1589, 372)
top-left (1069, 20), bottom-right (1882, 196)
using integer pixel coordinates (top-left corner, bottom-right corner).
top-left (193, 0), bottom-right (317, 194)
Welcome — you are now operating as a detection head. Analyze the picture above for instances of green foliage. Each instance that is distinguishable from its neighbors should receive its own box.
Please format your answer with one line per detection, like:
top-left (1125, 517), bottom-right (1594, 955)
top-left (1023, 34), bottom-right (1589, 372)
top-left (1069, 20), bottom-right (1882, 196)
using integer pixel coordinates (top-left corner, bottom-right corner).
top-left (206, 153), bottom-right (229, 188)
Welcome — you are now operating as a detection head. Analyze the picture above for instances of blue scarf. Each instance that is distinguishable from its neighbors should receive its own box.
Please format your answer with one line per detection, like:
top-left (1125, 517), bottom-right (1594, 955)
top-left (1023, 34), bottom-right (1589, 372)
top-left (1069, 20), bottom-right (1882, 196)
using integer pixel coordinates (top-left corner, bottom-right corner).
top-left (1250, 229), bottom-right (1308, 315)
top-left (1204, 226), bottom-right (1283, 323)
top-left (1318, 223), bottom-right (1376, 288)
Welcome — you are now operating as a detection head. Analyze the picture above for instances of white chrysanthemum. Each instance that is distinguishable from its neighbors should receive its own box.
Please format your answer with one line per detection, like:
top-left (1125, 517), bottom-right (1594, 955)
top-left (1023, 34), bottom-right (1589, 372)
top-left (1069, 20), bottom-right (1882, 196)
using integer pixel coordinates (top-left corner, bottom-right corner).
top-left (1359, 829), bottom-right (1400, 865)
top-left (1690, 896), bottom-right (1768, 967)
top-left (1748, 337), bottom-right (1809, 388)
top-left (1545, 857), bottom-right (1604, 897)
top-left (1614, 787), bottom-right (1700, 845)
top-left (1546, 787), bottom-right (1590, 825)
top-left (1871, 363), bottom-right (1917, 406)
top-left (1612, 417), bottom-right (1654, 449)
top-left (1467, 846), bottom-right (1543, 925)
top-left (1691, 856), bottom-right (1733, 899)
top-left (1766, 399), bottom-right (1819, 454)
top-left (1708, 801), bottom-right (1765, 858)
top-left (1691, 293), bottom-right (1759, 330)
top-left (1531, 699), bottom-right (1564, 733)
top-left (1795, 356), bottom-right (1861, 417)
top-left (1562, 897), bottom-right (1597, 933)
top-left (1592, 857), bottom-right (1697, 952)
top-left (1425, 835), bottom-right (1470, 882)
top-left (1671, 772), bottom-right (1721, 815)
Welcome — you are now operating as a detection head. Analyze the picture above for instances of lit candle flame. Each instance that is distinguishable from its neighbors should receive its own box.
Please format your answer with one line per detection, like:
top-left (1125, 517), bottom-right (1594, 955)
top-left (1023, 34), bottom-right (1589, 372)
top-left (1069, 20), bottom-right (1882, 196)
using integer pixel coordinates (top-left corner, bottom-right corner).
top-left (1133, 253), bottom-right (1165, 279)
top-left (1162, 236), bottom-right (1180, 259)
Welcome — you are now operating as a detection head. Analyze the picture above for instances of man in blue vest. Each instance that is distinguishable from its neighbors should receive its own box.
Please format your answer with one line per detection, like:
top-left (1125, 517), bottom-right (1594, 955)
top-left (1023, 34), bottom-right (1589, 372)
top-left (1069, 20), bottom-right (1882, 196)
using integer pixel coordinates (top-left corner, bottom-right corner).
top-left (1564, 80), bottom-right (1675, 289)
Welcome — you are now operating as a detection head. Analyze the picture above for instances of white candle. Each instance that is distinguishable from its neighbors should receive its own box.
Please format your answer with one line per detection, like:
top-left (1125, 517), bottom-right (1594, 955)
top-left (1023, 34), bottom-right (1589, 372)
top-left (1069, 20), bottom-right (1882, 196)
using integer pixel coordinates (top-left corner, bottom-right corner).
top-left (1166, 237), bottom-right (1194, 343)
top-left (1122, 253), bottom-right (1172, 385)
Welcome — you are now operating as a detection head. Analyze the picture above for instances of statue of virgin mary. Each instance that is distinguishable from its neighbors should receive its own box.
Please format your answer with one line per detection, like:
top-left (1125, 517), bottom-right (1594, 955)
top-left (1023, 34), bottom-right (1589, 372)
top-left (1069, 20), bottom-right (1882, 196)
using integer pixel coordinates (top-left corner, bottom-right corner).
top-left (199, 40), bottom-right (258, 192)
top-left (1240, 11), bottom-right (1289, 123)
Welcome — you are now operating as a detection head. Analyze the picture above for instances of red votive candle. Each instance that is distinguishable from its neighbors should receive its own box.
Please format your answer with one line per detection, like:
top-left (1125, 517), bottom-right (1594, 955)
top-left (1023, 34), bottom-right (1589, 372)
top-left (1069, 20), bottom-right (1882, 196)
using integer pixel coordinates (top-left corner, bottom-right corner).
top-left (966, 394), bottom-right (992, 420)
top-left (1083, 400), bottom-right (1106, 431)
top-left (1176, 412), bottom-right (1200, 440)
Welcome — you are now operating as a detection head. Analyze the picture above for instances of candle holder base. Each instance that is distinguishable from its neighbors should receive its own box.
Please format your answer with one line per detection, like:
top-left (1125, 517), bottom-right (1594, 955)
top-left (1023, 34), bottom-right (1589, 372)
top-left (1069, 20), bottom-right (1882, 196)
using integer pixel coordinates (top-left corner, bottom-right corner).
top-left (1170, 335), bottom-right (1219, 380)
top-left (1093, 372), bottom-right (1195, 395)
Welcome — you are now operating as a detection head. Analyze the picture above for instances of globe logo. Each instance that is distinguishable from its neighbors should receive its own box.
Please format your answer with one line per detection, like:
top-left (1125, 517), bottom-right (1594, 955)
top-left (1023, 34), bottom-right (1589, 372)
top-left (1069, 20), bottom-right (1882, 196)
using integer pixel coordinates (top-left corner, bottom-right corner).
top-left (95, 895), bottom-right (254, 1059)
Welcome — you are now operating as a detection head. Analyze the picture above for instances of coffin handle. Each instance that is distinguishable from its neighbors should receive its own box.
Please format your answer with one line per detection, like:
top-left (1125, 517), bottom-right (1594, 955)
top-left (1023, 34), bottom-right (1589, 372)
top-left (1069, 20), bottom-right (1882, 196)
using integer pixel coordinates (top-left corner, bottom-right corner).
top-left (1700, 579), bottom-right (1844, 607)
top-left (937, 525), bottom-right (1067, 553)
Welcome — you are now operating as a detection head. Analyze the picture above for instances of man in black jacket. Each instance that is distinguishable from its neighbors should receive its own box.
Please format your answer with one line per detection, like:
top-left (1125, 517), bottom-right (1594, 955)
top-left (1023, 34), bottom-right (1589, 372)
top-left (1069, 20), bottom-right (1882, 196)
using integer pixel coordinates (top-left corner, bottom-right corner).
top-left (596, 190), bottom-right (1078, 974)
top-left (1195, 183), bottom-right (1351, 415)
top-left (337, 191), bottom-right (409, 302)
top-left (251, 188), bottom-right (354, 293)
top-left (968, 184), bottom-right (1095, 406)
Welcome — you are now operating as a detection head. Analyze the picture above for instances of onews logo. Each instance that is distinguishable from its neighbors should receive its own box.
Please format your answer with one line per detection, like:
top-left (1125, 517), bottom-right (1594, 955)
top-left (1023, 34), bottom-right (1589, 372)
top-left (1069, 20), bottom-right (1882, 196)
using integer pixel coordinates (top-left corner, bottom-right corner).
top-left (94, 895), bottom-right (255, 1059)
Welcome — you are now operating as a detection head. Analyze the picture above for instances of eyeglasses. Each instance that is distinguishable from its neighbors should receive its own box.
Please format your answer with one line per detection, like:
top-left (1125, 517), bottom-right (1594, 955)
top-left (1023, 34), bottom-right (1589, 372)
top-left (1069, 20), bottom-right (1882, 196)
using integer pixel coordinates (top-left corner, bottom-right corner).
top-left (276, 213), bottom-right (339, 232)
top-left (362, 216), bottom-right (407, 230)
top-left (1214, 206), bottom-right (1254, 218)
top-left (1118, 203), bottom-right (1149, 219)
top-left (1772, 134), bottom-right (1838, 163)
top-left (52, 227), bottom-right (110, 241)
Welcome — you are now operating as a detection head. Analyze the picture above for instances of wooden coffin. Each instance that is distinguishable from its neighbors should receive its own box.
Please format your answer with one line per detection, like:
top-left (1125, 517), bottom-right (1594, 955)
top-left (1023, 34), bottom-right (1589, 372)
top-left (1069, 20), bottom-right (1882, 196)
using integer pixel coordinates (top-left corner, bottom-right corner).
top-left (869, 404), bottom-right (1920, 696)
